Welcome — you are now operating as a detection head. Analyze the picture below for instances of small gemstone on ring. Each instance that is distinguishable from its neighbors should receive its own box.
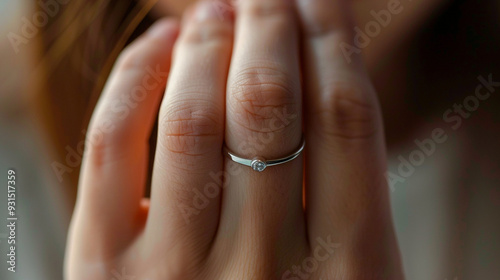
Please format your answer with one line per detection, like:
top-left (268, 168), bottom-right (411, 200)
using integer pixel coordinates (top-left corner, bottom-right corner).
top-left (251, 159), bottom-right (267, 172)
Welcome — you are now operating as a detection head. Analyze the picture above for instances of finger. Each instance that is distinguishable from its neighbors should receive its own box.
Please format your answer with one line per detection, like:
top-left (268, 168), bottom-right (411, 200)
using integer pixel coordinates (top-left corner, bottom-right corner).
top-left (216, 0), bottom-right (306, 264)
top-left (144, 1), bottom-right (234, 260)
top-left (296, 0), bottom-right (395, 251)
top-left (74, 19), bottom-right (179, 245)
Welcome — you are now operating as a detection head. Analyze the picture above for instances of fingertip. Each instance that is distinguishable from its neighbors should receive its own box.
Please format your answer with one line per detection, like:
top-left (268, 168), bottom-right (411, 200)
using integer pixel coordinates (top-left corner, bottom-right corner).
top-left (182, 0), bottom-right (235, 27)
top-left (146, 18), bottom-right (181, 40)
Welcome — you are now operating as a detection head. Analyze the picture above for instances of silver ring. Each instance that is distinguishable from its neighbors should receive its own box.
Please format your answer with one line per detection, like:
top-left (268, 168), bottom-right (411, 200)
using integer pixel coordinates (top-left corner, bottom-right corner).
top-left (222, 136), bottom-right (305, 172)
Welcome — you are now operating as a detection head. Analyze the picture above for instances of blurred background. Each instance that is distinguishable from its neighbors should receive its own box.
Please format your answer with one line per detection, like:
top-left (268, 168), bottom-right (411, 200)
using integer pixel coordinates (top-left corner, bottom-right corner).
top-left (1, 0), bottom-right (500, 279)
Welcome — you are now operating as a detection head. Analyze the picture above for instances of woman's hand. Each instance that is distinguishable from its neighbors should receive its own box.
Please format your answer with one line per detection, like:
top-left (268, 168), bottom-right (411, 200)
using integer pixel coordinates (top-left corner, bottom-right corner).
top-left (65, 0), bottom-right (404, 279)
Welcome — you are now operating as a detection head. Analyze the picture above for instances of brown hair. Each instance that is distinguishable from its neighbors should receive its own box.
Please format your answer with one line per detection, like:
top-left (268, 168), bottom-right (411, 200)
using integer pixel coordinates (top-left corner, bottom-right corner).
top-left (32, 0), bottom-right (158, 204)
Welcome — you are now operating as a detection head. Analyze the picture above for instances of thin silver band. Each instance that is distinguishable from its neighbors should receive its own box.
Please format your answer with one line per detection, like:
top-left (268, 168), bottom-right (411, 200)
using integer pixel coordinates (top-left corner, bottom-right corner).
top-left (222, 136), bottom-right (305, 172)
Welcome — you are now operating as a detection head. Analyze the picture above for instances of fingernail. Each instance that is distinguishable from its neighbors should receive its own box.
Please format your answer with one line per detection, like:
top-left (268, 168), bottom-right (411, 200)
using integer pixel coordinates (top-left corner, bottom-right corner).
top-left (147, 19), bottom-right (178, 39)
top-left (195, 1), bottom-right (221, 22)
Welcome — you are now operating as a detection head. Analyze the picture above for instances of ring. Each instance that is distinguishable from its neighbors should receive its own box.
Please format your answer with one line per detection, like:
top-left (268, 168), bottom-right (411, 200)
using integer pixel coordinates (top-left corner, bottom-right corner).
top-left (222, 136), bottom-right (306, 172)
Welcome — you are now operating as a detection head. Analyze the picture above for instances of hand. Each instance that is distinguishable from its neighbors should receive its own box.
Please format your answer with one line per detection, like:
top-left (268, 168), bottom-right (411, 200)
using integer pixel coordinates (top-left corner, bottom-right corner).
top-left (65, 0), bottom-right (404, 279)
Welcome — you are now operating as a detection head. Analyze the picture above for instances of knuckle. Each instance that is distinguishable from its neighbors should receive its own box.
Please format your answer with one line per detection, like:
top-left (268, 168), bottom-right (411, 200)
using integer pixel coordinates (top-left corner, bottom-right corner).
top-left (115, 37), bottom-right (162, 72)
top-left (299, 1), bottom-right (351, 38)
top-left (159, 102), bottom-right (222, 156)
top-left (84, 121), bottom-right (125, 166)
top-left (229, 68), bottom-right (299, 134)
top-left (315, 82), bottom-right (379, 140)
top-left (85, 126), bottom-right (108, 157)
top-left (116, 43), bottom-right (149, 72)
top-left (244, 0), bottom-right (292, 20)
top-left (181, 21), bottom-right (233, 46)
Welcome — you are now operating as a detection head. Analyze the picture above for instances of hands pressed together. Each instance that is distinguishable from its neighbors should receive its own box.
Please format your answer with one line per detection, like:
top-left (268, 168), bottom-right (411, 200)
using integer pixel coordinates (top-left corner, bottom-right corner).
top-left (65, 0), bottom-right (404, 279)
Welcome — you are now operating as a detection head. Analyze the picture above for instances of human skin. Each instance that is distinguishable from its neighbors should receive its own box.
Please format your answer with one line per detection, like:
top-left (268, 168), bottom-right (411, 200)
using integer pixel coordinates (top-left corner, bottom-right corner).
top-left (154, 0), bottom-right (448, 145)
top-left (65, 0), bottom-right (405, 279)
top-left (154, 0), bottom-right (446, 69)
